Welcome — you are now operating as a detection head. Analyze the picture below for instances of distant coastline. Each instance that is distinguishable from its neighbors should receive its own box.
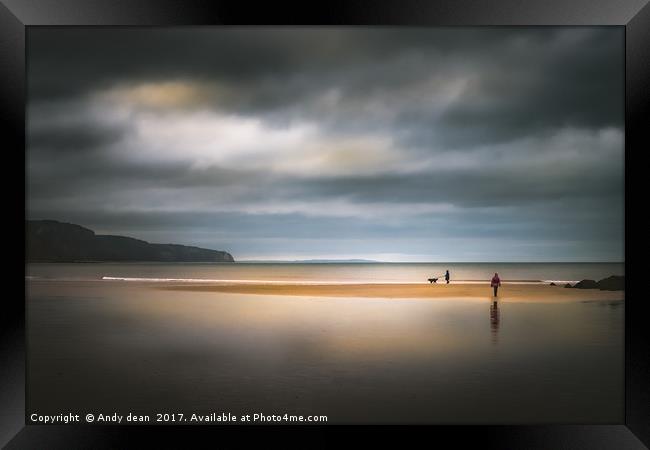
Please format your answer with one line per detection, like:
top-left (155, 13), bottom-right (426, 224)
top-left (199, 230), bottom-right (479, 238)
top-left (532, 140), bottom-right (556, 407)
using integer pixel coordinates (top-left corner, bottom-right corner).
top-left (27, 220), bottom-right (235, 263)
top-left (238, 259), bottom-right (379, 263)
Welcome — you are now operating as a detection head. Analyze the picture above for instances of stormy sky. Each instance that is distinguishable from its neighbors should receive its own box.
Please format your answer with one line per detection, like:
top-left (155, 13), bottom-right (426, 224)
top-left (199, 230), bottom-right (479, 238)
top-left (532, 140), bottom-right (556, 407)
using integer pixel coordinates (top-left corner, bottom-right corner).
top-left (27, 28), bottom-right (624, 262)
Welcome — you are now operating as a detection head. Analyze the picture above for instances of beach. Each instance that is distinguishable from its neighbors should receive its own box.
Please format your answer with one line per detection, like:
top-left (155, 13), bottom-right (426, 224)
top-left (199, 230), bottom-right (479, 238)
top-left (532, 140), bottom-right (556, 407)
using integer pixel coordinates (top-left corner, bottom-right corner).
top-left (27, 264), bottom-right (624, 424)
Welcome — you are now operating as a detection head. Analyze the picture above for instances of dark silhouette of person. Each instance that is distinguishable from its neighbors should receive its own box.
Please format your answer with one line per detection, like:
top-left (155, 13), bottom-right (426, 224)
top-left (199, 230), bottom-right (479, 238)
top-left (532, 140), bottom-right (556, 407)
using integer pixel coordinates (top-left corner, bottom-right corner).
top-left (491, 272), bottom-right (501, 297)
top-left (445, 270), bottom-right (450, 284)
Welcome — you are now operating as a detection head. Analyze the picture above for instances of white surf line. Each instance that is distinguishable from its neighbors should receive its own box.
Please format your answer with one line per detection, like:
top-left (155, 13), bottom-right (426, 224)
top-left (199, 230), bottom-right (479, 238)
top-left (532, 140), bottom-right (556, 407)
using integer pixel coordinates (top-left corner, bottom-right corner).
top-left (101, 277), bottom-right (424, 285)
top-left (100, 276), bottom-right (553, 285)
top-left (542, 280), bottom-right (581, 285)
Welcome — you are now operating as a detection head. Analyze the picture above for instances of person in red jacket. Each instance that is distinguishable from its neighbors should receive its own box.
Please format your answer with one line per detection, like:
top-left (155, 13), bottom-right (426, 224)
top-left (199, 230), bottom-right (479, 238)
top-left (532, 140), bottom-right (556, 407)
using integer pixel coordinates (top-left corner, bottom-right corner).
top-left (491, 273), bottom-right (501, 297)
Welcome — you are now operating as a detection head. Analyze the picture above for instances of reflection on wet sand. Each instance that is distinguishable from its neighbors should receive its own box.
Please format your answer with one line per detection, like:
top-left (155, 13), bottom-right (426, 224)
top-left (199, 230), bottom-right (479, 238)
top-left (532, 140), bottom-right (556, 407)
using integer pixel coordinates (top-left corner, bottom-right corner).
top-left (490, 300), bottom-right (500, 344)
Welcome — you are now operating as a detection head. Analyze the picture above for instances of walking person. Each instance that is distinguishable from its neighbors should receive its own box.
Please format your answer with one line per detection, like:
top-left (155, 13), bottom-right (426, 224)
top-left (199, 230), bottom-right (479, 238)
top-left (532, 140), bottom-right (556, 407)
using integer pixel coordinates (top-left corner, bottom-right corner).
top-left (445, 270), bottom-right (450, 284)
top-left (491, 272), bottom-right (501, 297)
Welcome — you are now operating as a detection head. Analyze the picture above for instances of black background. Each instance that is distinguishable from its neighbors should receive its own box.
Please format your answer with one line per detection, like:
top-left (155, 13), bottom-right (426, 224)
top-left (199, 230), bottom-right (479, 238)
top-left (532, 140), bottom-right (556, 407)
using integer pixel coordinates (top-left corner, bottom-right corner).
top-left (1, 0), bottom-right (648, 448)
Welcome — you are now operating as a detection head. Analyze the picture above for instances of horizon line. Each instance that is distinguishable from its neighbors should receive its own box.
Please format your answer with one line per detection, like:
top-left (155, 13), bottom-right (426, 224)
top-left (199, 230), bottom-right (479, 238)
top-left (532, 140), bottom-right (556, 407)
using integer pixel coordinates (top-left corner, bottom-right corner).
top-left (236, 259), bottom-right (625, 264)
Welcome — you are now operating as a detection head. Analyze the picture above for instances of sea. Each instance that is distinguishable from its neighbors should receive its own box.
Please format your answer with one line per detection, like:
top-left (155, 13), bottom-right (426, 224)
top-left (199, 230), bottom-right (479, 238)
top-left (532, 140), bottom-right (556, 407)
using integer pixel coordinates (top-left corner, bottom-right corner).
top-left (26, 261), bottom-right (624, 285)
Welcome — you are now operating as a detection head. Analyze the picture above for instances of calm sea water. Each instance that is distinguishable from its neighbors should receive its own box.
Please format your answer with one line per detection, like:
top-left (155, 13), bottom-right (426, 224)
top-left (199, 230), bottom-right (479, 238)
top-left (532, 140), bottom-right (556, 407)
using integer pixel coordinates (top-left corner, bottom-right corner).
top-left (26, 262), bottom-right (624, 284)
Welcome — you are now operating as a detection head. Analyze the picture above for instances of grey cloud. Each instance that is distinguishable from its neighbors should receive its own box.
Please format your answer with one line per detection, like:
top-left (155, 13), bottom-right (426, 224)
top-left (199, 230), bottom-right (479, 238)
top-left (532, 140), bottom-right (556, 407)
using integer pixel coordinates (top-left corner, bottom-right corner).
top-left (28, 28), bottom-right (624, 155)
top-left (26, 27), bottom-right (624, 261)
top-left (292, 162), bottom-right (622, 208)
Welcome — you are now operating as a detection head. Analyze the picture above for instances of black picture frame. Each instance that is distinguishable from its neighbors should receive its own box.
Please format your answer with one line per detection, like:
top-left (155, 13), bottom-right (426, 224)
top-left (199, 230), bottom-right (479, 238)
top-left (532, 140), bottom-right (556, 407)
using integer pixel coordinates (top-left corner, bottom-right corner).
top-left (2, 1), bottom-right (648, 448)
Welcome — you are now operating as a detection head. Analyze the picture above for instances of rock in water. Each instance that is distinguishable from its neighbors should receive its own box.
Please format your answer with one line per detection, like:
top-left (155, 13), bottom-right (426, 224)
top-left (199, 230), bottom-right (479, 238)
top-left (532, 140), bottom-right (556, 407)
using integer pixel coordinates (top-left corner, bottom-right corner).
top-left (572, 279), bottom-right (599, 289)
top-left (550, 282), bottom-right (556, 286)
top-left (596, 275), bottom-right (624, 291)
top-left (564, 283), bottom-right (573, 288)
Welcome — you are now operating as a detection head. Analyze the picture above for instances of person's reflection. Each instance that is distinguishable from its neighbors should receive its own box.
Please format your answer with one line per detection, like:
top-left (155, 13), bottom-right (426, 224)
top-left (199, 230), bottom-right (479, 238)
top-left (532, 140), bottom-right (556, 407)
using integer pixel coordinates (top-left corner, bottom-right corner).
top-left (489, 300), bottom-right (500, 344)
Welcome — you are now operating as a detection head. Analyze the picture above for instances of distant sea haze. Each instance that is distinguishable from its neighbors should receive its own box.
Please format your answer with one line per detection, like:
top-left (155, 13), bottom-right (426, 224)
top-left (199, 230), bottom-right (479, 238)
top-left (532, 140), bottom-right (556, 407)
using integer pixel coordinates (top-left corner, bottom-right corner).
top-left (27, 262), bottom-right (624, 285)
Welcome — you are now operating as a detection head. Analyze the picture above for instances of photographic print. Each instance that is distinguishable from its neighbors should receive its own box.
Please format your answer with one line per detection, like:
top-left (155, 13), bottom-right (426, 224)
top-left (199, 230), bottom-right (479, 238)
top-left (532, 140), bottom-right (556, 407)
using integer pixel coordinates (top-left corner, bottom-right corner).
top-left (26, 27), bottom-right (624, 425)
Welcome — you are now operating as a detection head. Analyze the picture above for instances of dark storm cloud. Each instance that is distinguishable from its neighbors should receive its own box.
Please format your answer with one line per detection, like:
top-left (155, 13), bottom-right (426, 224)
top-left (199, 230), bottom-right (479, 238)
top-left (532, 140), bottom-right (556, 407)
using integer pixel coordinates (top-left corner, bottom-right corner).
top-left (28, 148), bottom-right (620, 210)
top-left (28, 117), bottom-right (125, 153)
top-left (430, 32), bottom-right (623, 148)
top-left (296, 165), bottom-right (622, 207)
top-left (26, 27), bottom-right (624, 260)
top-left (28, 28), bottom-right (623, 123)
top-left (27, 28), bottom-right (497, 99)
top-left (27, 28), bottom-right (624, 156)
top-left (28, 158), bottom-right (267, 202)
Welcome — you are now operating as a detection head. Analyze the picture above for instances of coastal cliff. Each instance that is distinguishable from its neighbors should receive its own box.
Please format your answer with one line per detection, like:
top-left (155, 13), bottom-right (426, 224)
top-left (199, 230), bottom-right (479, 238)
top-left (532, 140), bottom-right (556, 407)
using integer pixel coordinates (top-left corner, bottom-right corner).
top-left (27, 220), bottom-right (235, 263)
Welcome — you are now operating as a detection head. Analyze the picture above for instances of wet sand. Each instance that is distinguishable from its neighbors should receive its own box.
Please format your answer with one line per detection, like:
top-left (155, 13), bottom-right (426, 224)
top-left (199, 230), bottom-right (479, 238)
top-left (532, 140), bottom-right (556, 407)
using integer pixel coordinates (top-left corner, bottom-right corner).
top-left (28, 280), bottom-right (624, 424)
top-left (157, 282), bottom-right (624, 303)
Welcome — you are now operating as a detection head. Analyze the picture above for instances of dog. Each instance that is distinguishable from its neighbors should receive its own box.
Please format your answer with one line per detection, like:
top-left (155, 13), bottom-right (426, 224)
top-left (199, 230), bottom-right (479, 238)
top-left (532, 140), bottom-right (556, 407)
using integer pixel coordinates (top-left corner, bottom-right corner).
top-left (428, 278), bottom-right (438, 284)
